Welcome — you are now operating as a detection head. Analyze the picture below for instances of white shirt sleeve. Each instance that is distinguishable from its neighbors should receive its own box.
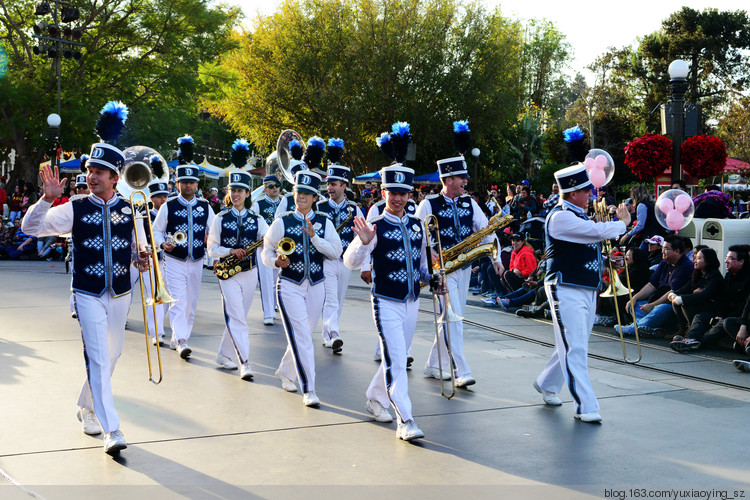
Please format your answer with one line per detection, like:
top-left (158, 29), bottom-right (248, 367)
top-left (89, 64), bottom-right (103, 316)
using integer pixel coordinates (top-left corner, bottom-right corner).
top-left (415, 199), bottom-right (432, 220)
top-left (548, 209), bottom-right (626, 243)
top-left (311, 218), bottom-right (343, 260)
top-left (207, 213), bottom-right (228, 259)
top-left (261, 219), bottom-right (285, 268)
top-left (22, 199), bottom-right (73, 237)
top-left (151, 202), bottom-right (169, 249)
top-left (274, 196), bottom-right (288, 219)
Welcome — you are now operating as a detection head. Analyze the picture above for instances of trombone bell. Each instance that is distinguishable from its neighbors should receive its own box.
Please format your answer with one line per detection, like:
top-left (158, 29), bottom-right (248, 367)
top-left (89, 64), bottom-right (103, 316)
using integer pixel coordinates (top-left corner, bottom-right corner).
top-left (600, 272), bottom-right (632, 297)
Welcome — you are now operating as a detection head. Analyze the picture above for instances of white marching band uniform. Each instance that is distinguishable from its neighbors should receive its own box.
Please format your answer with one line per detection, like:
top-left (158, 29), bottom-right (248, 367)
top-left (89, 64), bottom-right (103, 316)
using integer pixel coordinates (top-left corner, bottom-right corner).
top-left (251, 194), bottom-right (281, 324)
top-left (208, 206), bottom-right (269, 371)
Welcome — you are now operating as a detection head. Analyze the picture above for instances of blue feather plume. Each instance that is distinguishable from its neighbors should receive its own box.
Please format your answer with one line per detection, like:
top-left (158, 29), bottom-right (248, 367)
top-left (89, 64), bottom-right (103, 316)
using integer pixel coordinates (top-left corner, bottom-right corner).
top-left (390, 121), bottom-right (411, 163)
top-left (563, 125), bottom-right (584, 143)
top-left (289, 139), bottom-right (304, 161)
top-left (95, 101), bottom-right (128, 142)
top-left (177, 135), bottom-right (194, 164)
top-left (149, 155), bottom-right (165, 179)
top-left (327, 138), bottom-right (344, 150)
top-left (232, 138), bottom-right (250, 151)
top-left (303, 136), bottom-right (326, 170)
top-left (377, 132), bottom-right (394, 161)
top-left (452, 119), bottom-right (471, 155)
top-left (391, 122), bottom-right (410, 137)
top-left (79, 153), bottom-right (89, 172)
top-left (178, 135), bottom-right (194, 144)
top-left (326, 138), bottom-right (344, 164)
top-left (453, 120), bottom-right (470, 133)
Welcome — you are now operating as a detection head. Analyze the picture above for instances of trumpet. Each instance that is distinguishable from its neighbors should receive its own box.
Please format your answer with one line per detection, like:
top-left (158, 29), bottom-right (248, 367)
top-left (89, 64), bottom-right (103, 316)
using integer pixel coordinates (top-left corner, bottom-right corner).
top-left (277, 237), bottom-right (295, 261)
top-left (424, 214), bottom-right (456, 399)
top-left (594, 198), bottom-right (641, 364)
top-left (165, 231), bottom-right (187, 246)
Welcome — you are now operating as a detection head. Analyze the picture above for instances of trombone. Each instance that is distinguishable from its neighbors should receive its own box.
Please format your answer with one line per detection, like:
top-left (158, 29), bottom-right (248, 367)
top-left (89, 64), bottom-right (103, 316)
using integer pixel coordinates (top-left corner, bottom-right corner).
top-left (594, 199), bottom-right (642, 364)
top-left (424, 214), bottom-right (456, 399)
top-left (123, 160), bottom-right (176, 384)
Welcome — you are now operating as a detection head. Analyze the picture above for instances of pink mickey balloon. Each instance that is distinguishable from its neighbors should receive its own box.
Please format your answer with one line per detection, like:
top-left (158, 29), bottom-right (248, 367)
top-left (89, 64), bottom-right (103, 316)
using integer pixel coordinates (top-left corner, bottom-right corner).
top-left (589, 169), bottom-right (606, 189)
top-left (594, 154), bottom-right (608, 169)
top-left (658, 197), bottom-right (675, 214)
top-left (674, 193), bottom-right (692, 213)
top-left (584, 157), bottom-right (595, 171)
top-left (666, 210), bottom-right (684, 231)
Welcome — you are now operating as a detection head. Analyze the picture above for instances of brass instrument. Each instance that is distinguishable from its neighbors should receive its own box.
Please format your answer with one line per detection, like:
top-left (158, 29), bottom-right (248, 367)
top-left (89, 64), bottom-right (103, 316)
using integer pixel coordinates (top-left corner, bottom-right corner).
top-left (277, 237), bottom-right (295, 261)
top-left (214, 238), bottom-right (265, 280)
top-left (335, 207), bottom-right (354, 233)
top-left (424, 214), bottom-right (456, 399)
top-left (122, 158), bottom-right (177, 384)
top-left (165, 231), bottom-right (187, 246)
top-left (594, 198), bottom-right (641, 364)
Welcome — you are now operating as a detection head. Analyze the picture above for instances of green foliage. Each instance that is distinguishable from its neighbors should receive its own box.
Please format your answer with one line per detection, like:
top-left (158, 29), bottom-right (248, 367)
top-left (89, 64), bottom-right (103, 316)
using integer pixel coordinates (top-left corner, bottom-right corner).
top-left (201, 0), bottom-right (525, 176)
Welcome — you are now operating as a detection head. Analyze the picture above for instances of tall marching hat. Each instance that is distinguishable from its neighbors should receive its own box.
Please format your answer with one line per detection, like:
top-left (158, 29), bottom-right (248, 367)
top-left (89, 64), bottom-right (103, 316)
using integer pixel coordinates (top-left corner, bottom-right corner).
top-left (293, 170), bottom-right (322, 195)
top-left (149, 154), bottom-right (165, 180)
top-left (79, 153), bottom-right (89, 173)
top-left (176, 135), bottom-right (199, 181)
top-left (231, 138), bottom-right (250, 168)
top-left (436, 120), bottom-right (471, 178)
top-left (326, 138), bottom-right (349, 183)
top-left (177, 135), bottom-right (194, 165)
top-left (380, 165), bottom-right (414, 193)
top-left (288, 139), bottom-right (307, 176)
top-left (554, 163), bottom-right (592, 194)
top-left (303, 137), bottom-right (326, 175)
top-left (75, 174), bottom-right (88, 188)
top-left (87, 101), bottom-right (128, 173)
top-left (228, 170), bottom-right (252, 190)
top-left (148, 179), bottom-right (169, 197)
top-left (377, 121), bottom-right (411, 169)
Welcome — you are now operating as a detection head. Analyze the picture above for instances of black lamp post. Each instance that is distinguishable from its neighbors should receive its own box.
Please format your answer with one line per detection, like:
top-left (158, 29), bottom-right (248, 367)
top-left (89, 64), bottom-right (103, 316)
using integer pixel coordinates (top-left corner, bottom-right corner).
top-left (470, 147), bottom-right (480, 190)
top-left (668, 59), bottom-right (689, 184)
top-left (47, 113), bottom-right (61, 168)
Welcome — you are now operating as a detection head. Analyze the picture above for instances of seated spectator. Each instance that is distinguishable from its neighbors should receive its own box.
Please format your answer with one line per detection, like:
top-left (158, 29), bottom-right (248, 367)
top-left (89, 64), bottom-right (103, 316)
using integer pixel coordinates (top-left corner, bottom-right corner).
top-left (645, 236), bottom-right (665, 269)
top-left (540, 182), bottom-right (560, 216)
top-left (1, 224), bottom-right (37, 259)
top-left (596, 248), bottom-right (651, 326)
top-left (668, 248), bottom-right (724, 351)
top-left (619, 184), bottom-right (664, 250)
top-left (500, 233), bottom-right (537, 294)
top-left (511, 186), bottom-right (538, 224)
top-left (729, 292), bottom-right (750, 371)
top-left (37, 235), bottom-right (58, 261)
top-left (490, 254), bottom-right (547, 312)
top-left (615, 235), bottom-right (692, 336)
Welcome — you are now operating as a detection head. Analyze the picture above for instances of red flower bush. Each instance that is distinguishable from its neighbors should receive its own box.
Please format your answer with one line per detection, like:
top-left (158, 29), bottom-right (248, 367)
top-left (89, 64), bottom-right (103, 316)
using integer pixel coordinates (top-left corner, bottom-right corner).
top-left (680, 135), bottom-right (727, 178)
top-left (624, 133), bottom-right (673, 180)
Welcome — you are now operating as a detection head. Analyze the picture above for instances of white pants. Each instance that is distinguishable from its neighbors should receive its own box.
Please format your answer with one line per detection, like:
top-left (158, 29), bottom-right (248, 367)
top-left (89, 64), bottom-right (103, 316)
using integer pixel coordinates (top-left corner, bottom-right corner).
top-left (276, 278), bottom-right (325, 393)
top-left (536, 282), bottom-right (599, 414)
top-left (368, 296), bottom-right (418, 424)
top-left (142, 265), bottom-right (168, 340)
top-left (217, 268), bottom-right (258, 364)
top-left (321, 259), bottom-right (351, 340)
top-left (163, 257), bottom-right (203, 342)
top-left (74, 291), bottom-right (130, 433)
top-left (257, 258), bottom-right (278, 320)
top-left (426, 267), bottom-right (471, 377)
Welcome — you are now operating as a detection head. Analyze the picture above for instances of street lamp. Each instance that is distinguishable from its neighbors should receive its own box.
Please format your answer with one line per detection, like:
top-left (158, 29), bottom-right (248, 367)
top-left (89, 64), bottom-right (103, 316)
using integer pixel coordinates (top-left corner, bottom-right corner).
top-left (668, 59), bottom-right (689, 184)
top-left (471, 147), bottom-right (480, 190)
top-left (47, 113), bottom-right (61, 168)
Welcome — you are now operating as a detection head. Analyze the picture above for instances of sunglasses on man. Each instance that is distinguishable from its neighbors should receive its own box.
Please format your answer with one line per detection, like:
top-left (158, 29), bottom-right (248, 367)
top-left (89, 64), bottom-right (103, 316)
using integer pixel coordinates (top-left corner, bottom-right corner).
top-left (266, 183), bottom-right (281, 189)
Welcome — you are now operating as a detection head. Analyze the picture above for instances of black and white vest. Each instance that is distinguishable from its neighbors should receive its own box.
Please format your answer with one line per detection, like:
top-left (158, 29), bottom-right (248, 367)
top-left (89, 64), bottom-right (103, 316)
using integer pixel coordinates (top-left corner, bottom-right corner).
top-left (256, 195), bottom-right (281, 225)
top-left (278, 211), bottom-right (327, 285)
top-left (71, 196), bottom-right (133, 297)
top-left (281, 193), bottom-right (296, 215)
top-left (371, 213), bottom-right (424, 302)
top-left (544, 202), bottom-right (602, 289)
top-left (425, 194), bottom-right (474, 250)
top-left (164, 197), bottom-right (209, 261)
top-left (218, 208), bottom-right (261, 270)
top-left (316, 199), bottom-right (357, 258)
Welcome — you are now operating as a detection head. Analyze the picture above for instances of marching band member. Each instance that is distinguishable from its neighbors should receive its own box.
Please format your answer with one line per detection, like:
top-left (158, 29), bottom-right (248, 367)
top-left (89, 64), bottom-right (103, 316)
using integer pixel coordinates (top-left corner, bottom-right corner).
top-left (208, 170), bottom-right (268, 380)
top-left (416, 121), bottom-right (502, 388)
top-left (69, 166), bottom-right (90, 319)
top-left (144, 172), bottom-right (170, 346)
top-left (344, 156), bottom-right (431, 442)
top-left (152, 136), bottom-right (215, 360)
top-left (534, 164), bottom-right (630, 423)
top-left (262, 170), bottom-right (342, 407)
top-left (251, 174), bottom-right (283, 325)
top-left (274, 138), bottom-right (325, 218)
top-left (23, 101), bottom-right (148, 455)
top-left (315, 138), bottom-right (364, 353)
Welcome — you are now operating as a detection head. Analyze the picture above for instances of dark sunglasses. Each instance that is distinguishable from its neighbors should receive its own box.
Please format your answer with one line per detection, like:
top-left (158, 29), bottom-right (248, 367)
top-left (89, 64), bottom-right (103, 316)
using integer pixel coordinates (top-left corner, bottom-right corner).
top-left (266, 183), bottom-right (281, 189)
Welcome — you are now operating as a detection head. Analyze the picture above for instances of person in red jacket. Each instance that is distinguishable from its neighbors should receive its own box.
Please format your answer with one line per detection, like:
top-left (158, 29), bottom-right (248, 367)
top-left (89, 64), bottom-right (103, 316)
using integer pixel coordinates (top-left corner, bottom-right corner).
top-left (501, 233), bottom-right (537, 293)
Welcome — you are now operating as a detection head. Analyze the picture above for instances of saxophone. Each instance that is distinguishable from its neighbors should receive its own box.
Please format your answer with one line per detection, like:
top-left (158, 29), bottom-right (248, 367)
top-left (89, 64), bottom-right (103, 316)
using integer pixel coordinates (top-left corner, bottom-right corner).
top-left (214, 238), bottom-right (265, 280)
top-left (335, 207), bottom-right (354, 233)
top-left (438, 213), bottom-right (514, 272)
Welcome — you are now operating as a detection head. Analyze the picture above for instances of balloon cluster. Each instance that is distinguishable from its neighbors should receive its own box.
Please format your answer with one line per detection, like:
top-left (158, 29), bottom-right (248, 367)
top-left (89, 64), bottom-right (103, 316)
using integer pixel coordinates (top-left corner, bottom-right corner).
top-left (583, 149), bottom-right (614, 189)
top-left (654, 189), bottom-right (694, 232)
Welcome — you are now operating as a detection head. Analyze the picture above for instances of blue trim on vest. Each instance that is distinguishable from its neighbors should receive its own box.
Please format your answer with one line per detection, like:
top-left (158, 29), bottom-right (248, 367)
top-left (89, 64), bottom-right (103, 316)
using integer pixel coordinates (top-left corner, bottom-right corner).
top-left (544, 202), bottom-right (602, 290)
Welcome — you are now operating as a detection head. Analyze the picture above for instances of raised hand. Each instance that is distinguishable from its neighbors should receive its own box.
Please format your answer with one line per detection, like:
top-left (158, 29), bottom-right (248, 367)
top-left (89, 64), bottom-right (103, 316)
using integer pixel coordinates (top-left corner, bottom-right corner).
top-left (352, 216), bottom-right (375, 245)
top-left (39, 164), bottom-right (67, 203)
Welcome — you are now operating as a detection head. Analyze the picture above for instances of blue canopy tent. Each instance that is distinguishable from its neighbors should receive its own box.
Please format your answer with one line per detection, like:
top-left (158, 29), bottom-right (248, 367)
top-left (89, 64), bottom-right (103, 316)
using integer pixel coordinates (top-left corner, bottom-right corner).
top-left (59, 157), bottom-right (81, 173)
top-left (413, 171), bottom-right (441, 185)
top-left (352, 171), bottom-right (381, 185)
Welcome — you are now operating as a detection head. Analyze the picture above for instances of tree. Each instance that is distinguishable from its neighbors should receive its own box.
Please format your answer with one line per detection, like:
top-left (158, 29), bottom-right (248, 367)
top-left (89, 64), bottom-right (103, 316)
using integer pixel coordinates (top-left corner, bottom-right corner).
top-left (200, 0), bottom-right (525, 176)
top-left (519, 18), bottom-right (570, 110)
top-left (0, 0), bottom-right (239, 186)
top-left (716, 96), bottom-right (750, 161)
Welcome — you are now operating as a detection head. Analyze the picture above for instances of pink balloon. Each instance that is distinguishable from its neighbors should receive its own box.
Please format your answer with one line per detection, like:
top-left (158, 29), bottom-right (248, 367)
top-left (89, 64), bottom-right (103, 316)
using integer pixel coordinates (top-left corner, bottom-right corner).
top-left (584, 157), bottom-right (595, 171)
top-left (589, 169), bottom-right (606, 189)
top-left (666, 210), bottom-right (684, 231)
top-left (674, 193), bottom-right (692, 213)
top-left (658, 197), bottom-right (675, 214)
top-left (594, 155), bottom-right (608, 169)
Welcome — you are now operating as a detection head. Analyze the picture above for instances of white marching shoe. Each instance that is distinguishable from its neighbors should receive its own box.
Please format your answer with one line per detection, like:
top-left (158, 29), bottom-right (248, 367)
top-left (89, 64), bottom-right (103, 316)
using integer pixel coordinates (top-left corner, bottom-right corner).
top-left (533, 381), bottom-right (562, 406)
top-left (103, 429), bottom-right (127, 455)
top-left (574, 412), bottom-right (602, 423)
top-left (397, 420), bottom-right (424, 441)
top-left (240, 362), bottom-right (254, 380)
top-left (216, 354), bottom-right (238, 370)
top-left (303, 392), bottom-right (320, 407)
top-left (423, 366), bottom-right (451, 380)
top-left (454, 375), bottom-right (476, 388)
top-left (275, 369), bottom-right (297, 392)
top-left (76, 408), bottom-right (102, 436)
top-left (365, 399), bottom-right (393, 423)
top-left (177, 340), bottom-right (192, 359)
